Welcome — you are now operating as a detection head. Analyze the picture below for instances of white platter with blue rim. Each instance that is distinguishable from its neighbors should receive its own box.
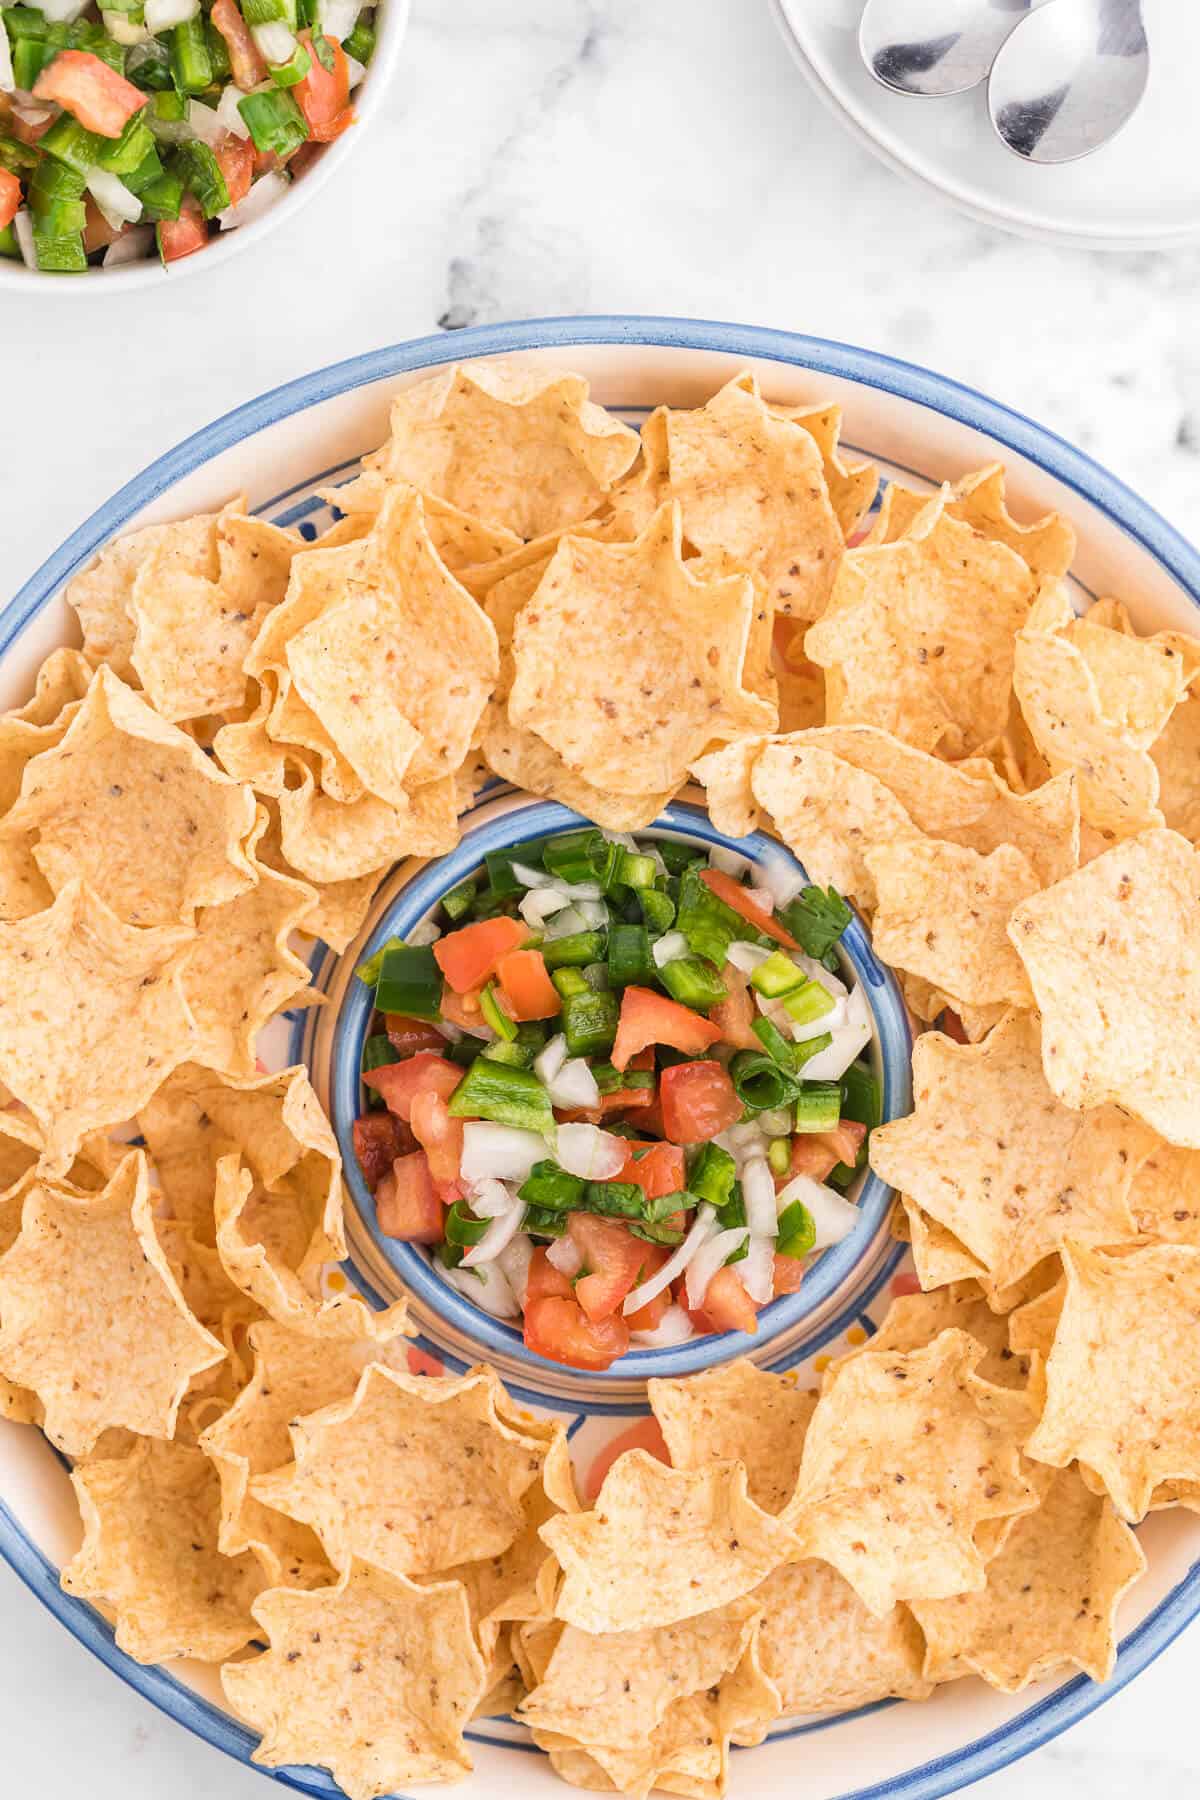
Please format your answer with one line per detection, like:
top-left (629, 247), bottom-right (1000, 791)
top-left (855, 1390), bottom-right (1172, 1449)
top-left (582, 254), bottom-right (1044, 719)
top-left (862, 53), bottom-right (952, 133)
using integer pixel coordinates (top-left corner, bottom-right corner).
top-left (3, 317), bottom-right (1200, 1800)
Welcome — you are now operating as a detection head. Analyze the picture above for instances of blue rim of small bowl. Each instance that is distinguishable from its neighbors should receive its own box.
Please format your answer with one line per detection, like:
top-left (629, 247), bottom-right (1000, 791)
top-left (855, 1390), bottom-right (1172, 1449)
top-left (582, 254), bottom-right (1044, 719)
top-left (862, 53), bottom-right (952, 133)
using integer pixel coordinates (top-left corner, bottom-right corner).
top-left (330, 795), bottom-right (912, 1384)
top-left (2, 318), bottom-right (1200, 1800)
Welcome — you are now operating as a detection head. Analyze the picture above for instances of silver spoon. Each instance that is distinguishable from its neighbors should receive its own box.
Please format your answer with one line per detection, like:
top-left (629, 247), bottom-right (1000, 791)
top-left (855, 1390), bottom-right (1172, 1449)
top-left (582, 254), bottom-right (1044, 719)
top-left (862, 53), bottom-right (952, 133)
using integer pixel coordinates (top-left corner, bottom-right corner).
top-left (858, 0), bottom-right (1031, 97)
top-left (988, 0), bottom-right (1149, 162)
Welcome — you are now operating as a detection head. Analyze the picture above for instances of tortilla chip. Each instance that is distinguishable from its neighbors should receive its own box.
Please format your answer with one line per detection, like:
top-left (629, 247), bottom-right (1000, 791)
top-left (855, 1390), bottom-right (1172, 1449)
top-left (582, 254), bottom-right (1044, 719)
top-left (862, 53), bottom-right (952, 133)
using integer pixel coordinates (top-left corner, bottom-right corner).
top-left (518, 1596), bottom-right (762, 1749)
top-left (786, 1330), bottom-right (1038, 1617)
top-left (508, 502), bottom-right (775, 797)
top-left (753, 1559), bottom-right (931, 1713)
top-left (1026, 1242), bottom-right (1200, 1520)
top-left (10, 647), bottom-right (93, 727)
top-left (647, 1360), bottom-right (815, 1514)
top-left (275, 763), bottom-right (459, 885)
top-left (829, 1282), bottom-right (1027, 1391)
top-left (200, 1302), bottom-right (413, 1584)
top-left (869, 1015), bottom-right (1152, 1291)
top-left (156, 1216), bottom-right (264, 1383)
top-left (321, 481), bottom-right (524, 566)
top-left (865, 838), bottom-right (1038, 1009)
top-left (345, 361), bottom-right (639, 539)
top-left (663, 372), bottom-right (846, 622)
top-left (870, 468), bottom-right (1074, 581)
top-left (482, 709), bottom-right (672, 831)
top-left (66, 510), bottom-right (220, 680)
top-left (2, 667), bottom-right (256, 926)
top-left (254, 802), bottom-right (381, 953)
top-left (750, 739), bottom-right (919, 908)
top-left (62, 1437), bottom-right (264, 1662)
top-left (265, 674), bottom-right (366, 803)
top-left (1151, 694), bottom-right (1200, 843)
top-left (775, 641), bottom-right (827, 737)
top-left (1008, 828), bottom-right (1200, 1145)
top-left (769, 400), bottom-right (878, 539)
top-left (0, 1152), bottom-right (221, 1453)
top-left (688, 736), bottom-right (771, 840)
top-left (250, 1364), bottom-right (545, 1578)
top-left (130, 504), bottom-right (301, 722)
top-left (1127, 1140), bottom-right (1200, 1246)
top-left (805, 492), bottom-right (1037, 758)
top-left (606, 407), bottom-right (671, 540)
top-left (912, 1465), bottom-right (1144, 1691)
top-left (222, 1559), bottom-right (488, 1797)
top-left (541, 1451), bottom-right (798, 1633)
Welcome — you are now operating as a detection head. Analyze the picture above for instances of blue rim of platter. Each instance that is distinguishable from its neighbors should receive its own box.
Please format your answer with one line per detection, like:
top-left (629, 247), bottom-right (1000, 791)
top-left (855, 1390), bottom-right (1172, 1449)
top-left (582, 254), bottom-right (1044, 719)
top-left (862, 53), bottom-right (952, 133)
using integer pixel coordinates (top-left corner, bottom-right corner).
top-left (331, 794), bottom-right (910, 1385)
top-left (2, 315), bottom-right (1199, 1800)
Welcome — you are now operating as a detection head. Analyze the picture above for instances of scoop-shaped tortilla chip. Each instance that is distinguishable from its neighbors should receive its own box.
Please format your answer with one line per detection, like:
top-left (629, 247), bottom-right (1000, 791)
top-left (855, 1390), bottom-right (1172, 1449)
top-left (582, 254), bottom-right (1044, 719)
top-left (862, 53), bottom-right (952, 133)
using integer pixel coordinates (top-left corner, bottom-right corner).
top-left (805, 493), bottom-right (1036, 758)
top-left (10, 647), bottom-right (93, 728)
top-left (250, 1363), bottom-right (545, 1578)
top-left (481, 709), bottom-right (671, 833)
top-left (2, 666), bottom-right (256, 926)
top-left (750, 739), bottom-right (919, 909)
top-left (1008, 828), bottom-right (1200, 1146)
top-left (868, 467), bottom-right (1074, 582)
top-left (753, 1558), bottom-right (931, 1714)
top-left (509, 502), bottom-right (775, 798)
top-left (62, 1436), bottom-right (265, 1662)
top-left (0, 1152), bottom-right (221, 1453)
top-left (869, 1015), bottom-right (1152, 1291)
top-left (214, 1145), bottom-right (343, 1330)
top-left (66, 510), bottom-right (219, 680)
top-left (769, 398), bottom-right (878, 540)
top-left (827, 1282), bottom-right (1027, 1391)
top-left (265, 673), bottom-right (366, 803)
top-left (276, 764), bottom-right (459, 885)
top-left (663, 371), bottom-right (846, 623)
top-left (786, 1329), bottom-right (1039, 1617)
top-left (648, 1360), bottom-right (815, 1515)
top-left (319, 482), bottom-right (524, 572)
top-left (689, 736), bottom-right (772, 840)
top-left (911, 1466), bottom-right (1145, 1691)
top-left (200, 1301), bottom-right (413, 1583)
top-left (1026, 1242), bottom-right (1200, 1521)
top-left (345, 360), bottom-right (639, 540)
top-left (222, 1558), bottom-right (488, 1798)
top-left (541, 1450), bottom-right (798, 1633)
top-left (1126, 1139), bottom-right (1200, 1247)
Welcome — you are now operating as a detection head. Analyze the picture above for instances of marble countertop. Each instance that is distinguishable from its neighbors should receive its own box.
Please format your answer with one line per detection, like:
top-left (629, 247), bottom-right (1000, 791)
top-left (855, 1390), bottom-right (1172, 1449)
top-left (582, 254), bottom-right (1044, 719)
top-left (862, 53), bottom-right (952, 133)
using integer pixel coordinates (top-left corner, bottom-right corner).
top-left (2, 0), bottom-right (1199, 1794)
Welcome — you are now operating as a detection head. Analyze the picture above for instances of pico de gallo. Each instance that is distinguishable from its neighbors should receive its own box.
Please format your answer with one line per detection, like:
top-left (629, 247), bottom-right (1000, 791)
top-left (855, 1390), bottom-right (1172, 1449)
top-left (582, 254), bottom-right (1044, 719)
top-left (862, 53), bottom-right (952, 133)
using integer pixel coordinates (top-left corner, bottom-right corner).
top-left (0, 0), bottom-right (374, 272)
top-left (352, 828), bottom-right (882, 1372)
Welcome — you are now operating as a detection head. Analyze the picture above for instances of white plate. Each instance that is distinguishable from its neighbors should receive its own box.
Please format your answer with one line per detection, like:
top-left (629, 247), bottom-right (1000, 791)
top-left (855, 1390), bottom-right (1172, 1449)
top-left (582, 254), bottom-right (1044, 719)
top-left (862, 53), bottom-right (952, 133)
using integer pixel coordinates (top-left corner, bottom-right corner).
top-left (771, 0), bottom-right (1200, 250)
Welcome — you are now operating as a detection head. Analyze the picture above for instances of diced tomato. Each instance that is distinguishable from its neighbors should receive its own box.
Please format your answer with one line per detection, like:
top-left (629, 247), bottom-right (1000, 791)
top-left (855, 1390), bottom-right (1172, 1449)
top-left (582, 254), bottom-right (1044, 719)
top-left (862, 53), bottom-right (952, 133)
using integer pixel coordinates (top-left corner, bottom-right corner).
top-left (10, 109), bottom-right (52, 145)
top-left (294, 30), bottom-right (355, 142)
top-left (375, 1149), bottom-right (443, 1242)
top-left (700, 1265), bottom-right (759, 1335)
top-left (524, 1295), bottom-right (630, 1370)
top-left (210, 0), bottom-right (267, 89)
top-left (526, 1245), bottom-right (574, 1301)
top-left (213, 133), bottom-right (253, 207)
top-left (364, 1051), bottom-right (461, 1121)
top-left (433, 1175), bottom-right (466, 1207)
top-left (384, 1013), bottom-right (447, 1057)
top-left (157, 198), bottom-right (208, 263)
top-left (252, 145), bottom-right (280, 178)
top-left (815, 1119), bottom-right (868, 1168)
top-left (555, 1051), bottom-right (656, 1125)
top-left (635, 1094), bottom-right (667, 1139)
top-left (0, 169), bottom-right (21, 233)
top-left (82, 197), bottom-right (121, 254)
top-left (569, 1214), bottom-right (646, 1323)
top-left (698, 867), bottom-right (799, 950)
top-left (352, 1112), bottom-right (416, 1190)
top-left (495, 947), bottom-right (561, 1021)
top-left (409, 1089), bottom-right (464, 1184)
top-left (438, 983), bottom-right (485, 1031)
top-left (708, 965), bottom-right (760, 1051)
top-left (624, 1246), bottom-right (671, 1332)
top-left (612, 985), bottom-right (720, 1072)
top-left (778, 1135), bottom-right (840, 1188)
top-left (773, 1252), bottom-right (805, 1296)
top-left (939, 1008), bottom-right (969, 1044)
top-left (615, 1139), bottom-right (685, 1200)
top-left (659, 1060), bottom-right (742, 1145)
top-left (34, 50), bottom-right (145, 138)
top-left (434, 916), bottom-right (530, 995)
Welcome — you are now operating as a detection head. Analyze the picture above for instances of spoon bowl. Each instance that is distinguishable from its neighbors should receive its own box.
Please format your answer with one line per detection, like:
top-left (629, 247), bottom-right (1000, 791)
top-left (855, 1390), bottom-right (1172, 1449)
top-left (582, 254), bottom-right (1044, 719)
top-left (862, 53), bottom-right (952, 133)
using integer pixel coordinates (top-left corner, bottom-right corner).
top-left (988, 0), bottom-right (1149, 162)
top-left (859, 0), bottom-right (1030, 97)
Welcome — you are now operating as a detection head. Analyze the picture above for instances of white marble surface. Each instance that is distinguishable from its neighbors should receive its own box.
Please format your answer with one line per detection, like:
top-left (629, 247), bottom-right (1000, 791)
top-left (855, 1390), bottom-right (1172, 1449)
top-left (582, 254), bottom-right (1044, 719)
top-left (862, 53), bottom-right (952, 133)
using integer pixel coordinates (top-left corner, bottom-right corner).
top-left (1, 0), bottom-right (1199, 1794)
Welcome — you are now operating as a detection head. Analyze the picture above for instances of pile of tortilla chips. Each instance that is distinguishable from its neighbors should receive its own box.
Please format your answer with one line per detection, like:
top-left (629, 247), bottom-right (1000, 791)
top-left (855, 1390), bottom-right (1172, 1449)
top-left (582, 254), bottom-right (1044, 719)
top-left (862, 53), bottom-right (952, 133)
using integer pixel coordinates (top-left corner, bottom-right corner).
top-left (1, 358), bottom-right (1199, 1796)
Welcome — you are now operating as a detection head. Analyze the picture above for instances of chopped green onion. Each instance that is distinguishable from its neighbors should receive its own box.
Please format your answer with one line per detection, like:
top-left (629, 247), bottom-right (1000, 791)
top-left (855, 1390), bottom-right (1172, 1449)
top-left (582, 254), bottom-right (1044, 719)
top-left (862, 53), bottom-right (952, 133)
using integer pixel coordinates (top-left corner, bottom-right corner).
top-left (444, 1201), bottom-right (489, 1248)
top-left (479, 980), bottom-right (516, 1042)
top-left (542, 828), bottom-right (605, 885)
top-left (518, 1160), bottom-right (586, 1212)
top-left (676, 866), bottom-right (770, 967)
top-left (793, 1031), bottom-right (834, 1071)
top-left (776, 1199), bottom-right (816, 1259)
top-left (204, 16), bottom-right (232, 78)
top-left (779, 885), bottom-right (853, 969)
top-left (614, 848), bottom-right (656, 889)
top-left (94, 110), bottom-right (153, 175)
top-left (269, 41), bottom-right (311, 83)
top-left (794, 1082), bottom-right (842, 1134)
top-left (607, 923), bottom-right (656, 988)
top-left (170, 15), bottom-right (213, 92)
top-left (310, 28), bottom-right (335, 69)
top-left (480, 1022), bottom-right (546, 1070)
top-left (40, 112), bottom-right (106, 176)
top-left (447, 1058), bottom-right (554, 1135)
top-left (840, 1059), bottom-right (881, 1132)
top-left (168, 140), bottom-right (230, 218)
top-left (767, 1136), bottom-right (792, 1177)
top-left (237, 85), bottom-right (309, 156)
top-left (11, 36), bottom-right (52, 85)
top-left (29, 156), bottom-right (85, 206)
top-left (342, 14), bottom-right (374, 60)
top-left (355, 934), bottom-right (403, 988)
top-left (2, 8), bottom-right (51, 43)
top-left (591, 1062), bottom-right (654, 1095)
top-left (374, 945), bottom-right (441, 1021)
top-left (729, 1049), bottom-right (799, 1114)
top-left (751, 1014), bottom-right (796, 1073)
top-left (122, 144), bottom-right (165, 195)
top-left (136, 168), bottom-right (183, 220)
top-left (656, 839), bottom-right (704, 876)
top-left (638, 886), bottom-right (675, 934)
top-left (31, 224), bottom-right (86, 271)
top-left (658, 956), bottom-right (727, 1010)
top-left (560, 988), bottom-right (619, 1059)
top-left (750, 949), bottom-right (806, 999)
top-left (31, 196), bottom-right (86, 235)
top-left (688, 1142), bottom-right (737, 1211)
top-left (482, 841), bottom-right (548, 897)
top-left (550, 967), bottom-right (589, 1000)
top-left (782, 979), bottom-right (836, 1026)
top-left (441, 876), bottom-right (478, 922)
top-left (153, 89), bottom-right (187, 122)
top-left (542, 930), bottom-right (606, 971)
top-left (240, 0), bottom-right (288, 21)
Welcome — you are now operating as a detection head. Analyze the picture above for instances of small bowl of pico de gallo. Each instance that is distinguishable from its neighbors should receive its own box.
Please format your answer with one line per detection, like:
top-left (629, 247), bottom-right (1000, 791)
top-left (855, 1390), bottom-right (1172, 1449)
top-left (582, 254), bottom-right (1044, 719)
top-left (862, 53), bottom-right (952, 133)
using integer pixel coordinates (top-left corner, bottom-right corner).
top-left (335, 795), bottom-right (912, 1384)
top-left (0, 0), bottom-right (407, 280)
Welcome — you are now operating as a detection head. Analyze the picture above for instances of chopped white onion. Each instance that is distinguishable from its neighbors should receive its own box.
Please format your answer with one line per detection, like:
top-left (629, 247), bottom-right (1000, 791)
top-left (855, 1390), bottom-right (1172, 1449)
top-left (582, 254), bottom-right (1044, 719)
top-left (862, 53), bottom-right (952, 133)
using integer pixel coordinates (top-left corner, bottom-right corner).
top-left (685, 1227), bottom-right (749, 1311)
top-left (555, 1123), bottom-right (626, 1182)
top-left (714, 1119), bottom-right (767, 1167)
top-left (726, 940), bottom-right (771, 974)
top-left (148, 113), bottom-right (192, 145)
top-left (533, 1034), bottom-right (568, 1090)
top-left (631, 1303), bottom-right (696, 1348)
top-left (462, 1201), bottom-right (528, 1267)
top-left (784, 984), bottom-right (841, 1046)
top-left (546, 1058), bottom-right (600, 1112)
top-left (12, 211), bottom-right (36, 270)
top-left (406, 917), bottom-right (442, 947)
top-left (574, 898), bottom-right (609, 929)
top-left (546, 1235), bottom-right (584, 1277)
top-left (520, 886), bottom-right (570, 927)
top-left (215, 83), bottom-right (252, 139)
top-left (36, 0), bottom-right (88, 18)
top-left (623, 1205), bottom-right (716, 1316)
top-left (742, 1156), bottom-right (778, 1238)
top-left (564, 879), bottom-right (605, 902)
top-left (252, 18), bottom-right (297, 62)
top-left (144, 0), bottom-right (197, 30)
top-left (799, 986), bottom-right (872, 1081)
top-left (217, 168), bottom-right (290, 231)
top-left (317, 0), bottom-right (360, 41)
top-left (756, 846), bottom-right (808, 910)
top-left (438, 1257), bottom-right (519, 1318)
top-left (102, 11), bottom-right (150, 41)
top-left (460, 1123), bottom-right (547, 1186)
top-left (102, 224), bottom-right (155, 267)
top-left (511, 860), bottom-right (552, 888)
top-left (776, 1173), bottom-right (860, 1249)
top-left (465, 1177), bottom-right (516, 1219)
top-left (430, 1017), bottom-right (464, 1044)
top-left (756, 1106), bottom-right (792, 1137)
top-left (746, 884), bottom-right (776, 916)
top-left (651, 931), bottom-right (689, 969)
top-left (185, 98), bottom-right (225, 145)
top-left (795, 953), bottom-right (849, 999)
top-left (543, 905), bottom-right (588, 941)
top-left (344, 50), bottom-right (366, 88)
top-left (739, 1235), bottom-right (776, 1304)
top-left (708, 847), bottom-right (751, 879)
top-left (86, 168), bottom-right (141, 230)
top-left (496, 1233), bottom-right (533, 1307)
